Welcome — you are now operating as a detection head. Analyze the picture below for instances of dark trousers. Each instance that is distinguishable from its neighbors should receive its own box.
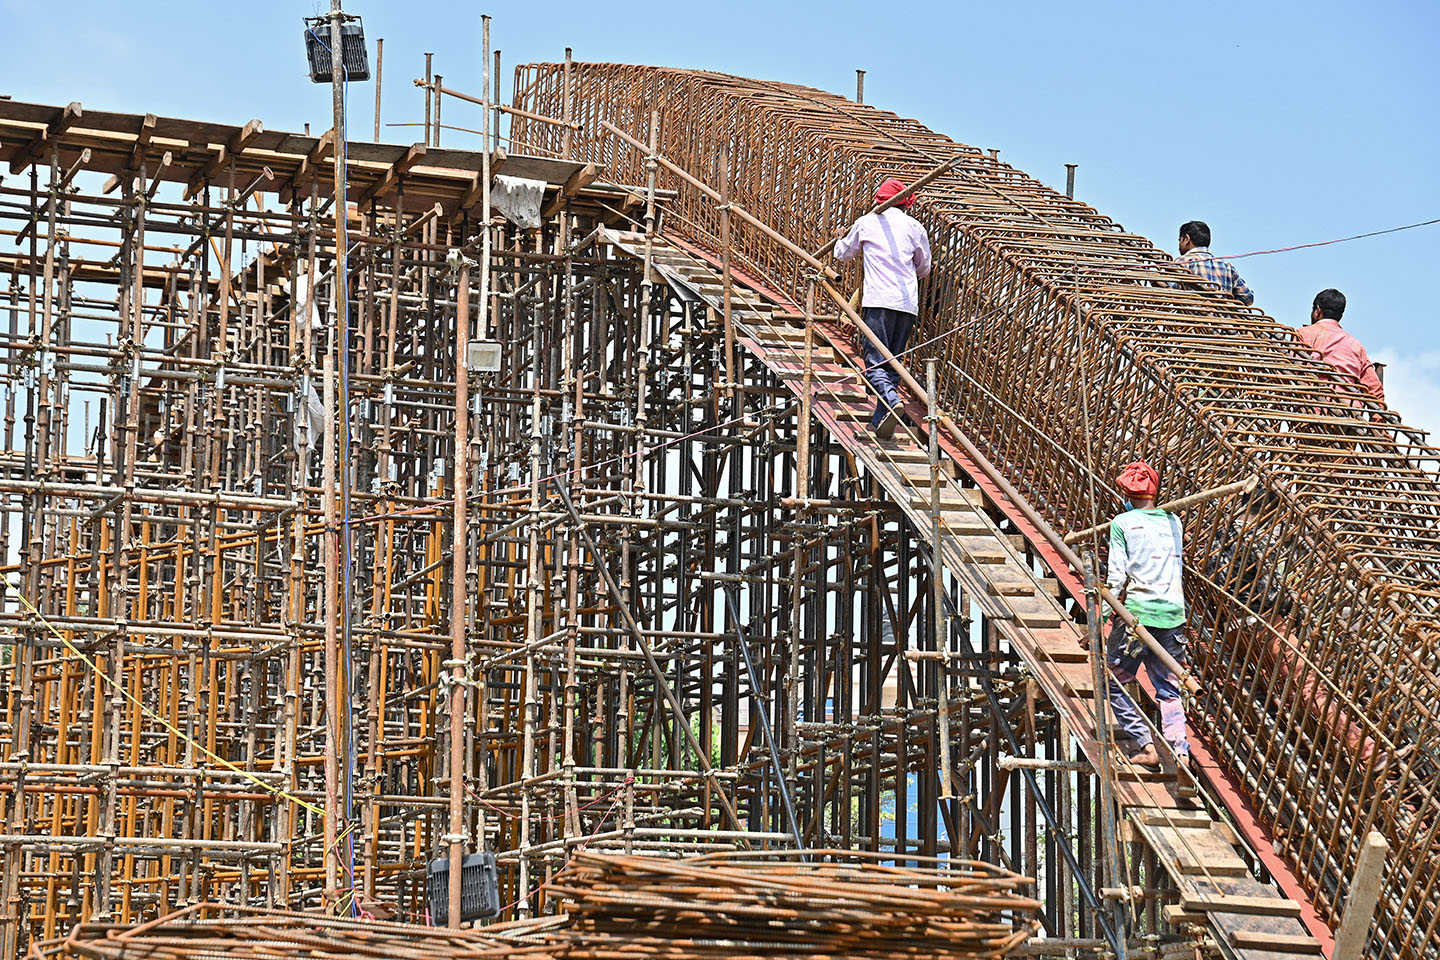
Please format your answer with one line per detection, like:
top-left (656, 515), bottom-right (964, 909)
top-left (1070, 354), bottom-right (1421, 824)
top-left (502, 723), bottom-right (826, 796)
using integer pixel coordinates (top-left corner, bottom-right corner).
top-left (1106, 622), bottom-right (1189, 755)
top-left (860, 307), bottom-right (916, 425)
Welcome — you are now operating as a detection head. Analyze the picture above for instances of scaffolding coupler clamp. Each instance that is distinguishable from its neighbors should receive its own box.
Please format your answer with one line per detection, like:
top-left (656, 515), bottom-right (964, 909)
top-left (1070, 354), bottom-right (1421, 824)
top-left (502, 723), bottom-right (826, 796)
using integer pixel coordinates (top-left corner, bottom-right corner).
top-left (439, 658), bottom-right (478, 690)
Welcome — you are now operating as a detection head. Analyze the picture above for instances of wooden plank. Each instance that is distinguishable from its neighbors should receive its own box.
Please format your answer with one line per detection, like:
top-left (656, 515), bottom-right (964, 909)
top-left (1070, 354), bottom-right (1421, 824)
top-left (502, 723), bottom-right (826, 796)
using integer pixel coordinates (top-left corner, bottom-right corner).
top-left (1138, 810), bottom-right (1217, 829)
top-left (910, 491), bottom-right (988, 511)
top-left (1056, 666), bottom-right (1096, 699)
top-left (873, 446), bottom-right (930, 464)
top-left (1003, 595), bottom-right (1065, 628)
top-left (1180, 893), bottom-right (1303, 918)
top-left (456, 149), bottom-right (509, 211)
top-left (129, 113), bottom-right (157, 168)
top-left (187, 118), bottom-right (263, 196)
top-left (1162, 904), bottom-right (1209, 926)
top-left (1333, 830), bottom-right (1388, 960)
top-left (280, 128), bottom-right (335, 202)
top-left (1229, 930), bottom-right (1324, 954)
top-left (10, 101), bottom-right (81, 173)
top-left (1026, 629), bottom-right (1089, 663)
top-left (984, 578), bottom-right (1036, 598)
top-left (832, 405), bottom-right (877, 423)
top-left (806, 383), bottom-right (869, 399)
top-left (1174, 856), bottom-right (1250, 878)
top-left (953, 535), bottom-right (1008, 564)
top-left (541, 161), bottom-right (601, 217)
top-left (355, 142), bottom-right (427, 206)
top-left (776, 366), bottom-right (854, 382)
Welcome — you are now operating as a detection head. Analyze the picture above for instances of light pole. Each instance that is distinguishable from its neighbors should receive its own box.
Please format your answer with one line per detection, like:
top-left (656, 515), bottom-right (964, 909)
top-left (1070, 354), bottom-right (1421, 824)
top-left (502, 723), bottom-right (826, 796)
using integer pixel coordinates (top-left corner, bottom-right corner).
top-left (305, 1), bottom-right (368, 914)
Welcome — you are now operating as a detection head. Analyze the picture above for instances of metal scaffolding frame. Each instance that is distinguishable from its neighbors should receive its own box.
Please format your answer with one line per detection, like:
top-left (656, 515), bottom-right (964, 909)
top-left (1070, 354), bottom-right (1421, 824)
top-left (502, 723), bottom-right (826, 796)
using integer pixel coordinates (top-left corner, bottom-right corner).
top-left (0, 93), bottom-right (1133, 958)
top-left (0, 49), bottom-right (1432, 960)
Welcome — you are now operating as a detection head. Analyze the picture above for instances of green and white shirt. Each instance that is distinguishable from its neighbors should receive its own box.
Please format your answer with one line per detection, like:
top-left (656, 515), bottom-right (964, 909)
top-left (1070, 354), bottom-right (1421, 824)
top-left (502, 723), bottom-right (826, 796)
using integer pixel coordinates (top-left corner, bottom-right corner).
top-left (1107, 508), bottom-right (1186, 628)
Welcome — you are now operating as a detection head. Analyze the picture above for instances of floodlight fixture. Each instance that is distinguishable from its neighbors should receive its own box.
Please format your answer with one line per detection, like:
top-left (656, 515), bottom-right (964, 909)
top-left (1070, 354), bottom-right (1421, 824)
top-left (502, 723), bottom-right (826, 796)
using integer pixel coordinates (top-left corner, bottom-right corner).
top-left (304, 15), bottom-right (370, 83)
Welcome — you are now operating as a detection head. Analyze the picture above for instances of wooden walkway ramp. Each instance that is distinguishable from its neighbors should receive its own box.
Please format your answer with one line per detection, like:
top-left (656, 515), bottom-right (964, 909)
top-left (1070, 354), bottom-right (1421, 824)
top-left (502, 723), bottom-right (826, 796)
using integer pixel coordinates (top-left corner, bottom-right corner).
top-left (609, 229), bottom-right (1328, 960)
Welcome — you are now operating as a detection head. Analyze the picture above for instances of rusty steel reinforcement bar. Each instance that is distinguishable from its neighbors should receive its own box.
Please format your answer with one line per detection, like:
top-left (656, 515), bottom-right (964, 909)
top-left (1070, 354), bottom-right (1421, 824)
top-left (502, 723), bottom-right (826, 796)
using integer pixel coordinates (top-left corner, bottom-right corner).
top-left (812, 276), bottom-right (1200, 694)
top-left (602, 118), bottom-right (1198, 693)
top-left (1063, 477), bottom-right (1259, 545)
top-left (604, 116), bottom-right (1194, 690)
top-left (515, 62), bottom-right (1440, 960)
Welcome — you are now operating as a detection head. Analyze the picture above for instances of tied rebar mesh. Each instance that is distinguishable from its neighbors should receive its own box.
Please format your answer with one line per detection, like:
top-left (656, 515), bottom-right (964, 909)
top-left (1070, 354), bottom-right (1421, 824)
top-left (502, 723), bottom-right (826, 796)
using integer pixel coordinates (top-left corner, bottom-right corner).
top-left (514, 61), bottom-right (1440, 960)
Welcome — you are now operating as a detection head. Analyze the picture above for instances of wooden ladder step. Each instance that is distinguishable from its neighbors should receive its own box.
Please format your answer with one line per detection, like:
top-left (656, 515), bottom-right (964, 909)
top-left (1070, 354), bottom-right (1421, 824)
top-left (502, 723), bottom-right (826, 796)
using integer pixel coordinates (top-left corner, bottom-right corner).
top-left (984, 573), bottom-right (1036, 598)
top-left (809, 383), bottom-right (869, 400)
top-left (1162, 904), bottom-right (1209, 927)
top-left (1057, 666), bottom-right (1097, 699)
top-left (910, 490), bottom-right (987, 511)
top-left (1179, 894), bottom-right (1303, 918)
top-left (777, 366), bottom-right (854, 382)
top-left (1027, 629), bottom-right (1089, 663)
top-left (952, 535), bottom-right (1010, 564)
top-left (757, 344), bottom-right (839, 364)
top-left (1228, 930), bottom-right (1324, 954)
top-left (874, 445), bottom-right (930, 463)
top-left (833, 405), bottom-right (883, 422)
top-left (934, 512), bottom-right (994, 537)
top-left (1115, 765), bottom-right (1177, 783)
top-left (895, 461), bottom-right (960, 483)
top-left (1003, 595), bottom-right (1065, 628)
top-left (760, 320), bottom-right (810, 335)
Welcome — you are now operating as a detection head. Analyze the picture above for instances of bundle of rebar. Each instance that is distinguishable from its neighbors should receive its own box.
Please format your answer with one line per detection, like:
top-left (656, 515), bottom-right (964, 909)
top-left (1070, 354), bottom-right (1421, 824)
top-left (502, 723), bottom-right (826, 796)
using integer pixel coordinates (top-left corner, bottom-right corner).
top-left (43, 854), bottom-right (1036, 960)
top-left (42, 904), bottom-right (563, 960)
top-left (540, 850), bottom-right (1040, 959)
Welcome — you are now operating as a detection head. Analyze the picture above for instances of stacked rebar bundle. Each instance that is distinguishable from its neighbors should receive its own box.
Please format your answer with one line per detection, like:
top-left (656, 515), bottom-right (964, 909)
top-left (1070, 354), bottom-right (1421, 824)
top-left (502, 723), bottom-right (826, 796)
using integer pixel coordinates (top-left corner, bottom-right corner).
top-left (542, 851), bottom-right (1039, 959)
top-left (42, 904), bottom-right (562, 960)
top-left (43, 855), bottom-right (1037, 960)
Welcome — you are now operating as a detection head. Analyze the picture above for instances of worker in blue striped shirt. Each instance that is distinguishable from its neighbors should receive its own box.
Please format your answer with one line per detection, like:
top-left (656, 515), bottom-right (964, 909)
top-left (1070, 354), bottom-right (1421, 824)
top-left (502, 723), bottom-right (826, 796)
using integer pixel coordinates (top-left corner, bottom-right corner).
top-left (1176, 220), bottom-right (1254, 305)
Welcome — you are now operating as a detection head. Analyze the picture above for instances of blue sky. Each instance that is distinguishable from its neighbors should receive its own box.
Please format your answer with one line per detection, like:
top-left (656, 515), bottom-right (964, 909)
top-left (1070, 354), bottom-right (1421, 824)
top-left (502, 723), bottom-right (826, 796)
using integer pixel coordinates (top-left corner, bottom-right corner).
top-left (4, 0), bottom-right (1437, 433)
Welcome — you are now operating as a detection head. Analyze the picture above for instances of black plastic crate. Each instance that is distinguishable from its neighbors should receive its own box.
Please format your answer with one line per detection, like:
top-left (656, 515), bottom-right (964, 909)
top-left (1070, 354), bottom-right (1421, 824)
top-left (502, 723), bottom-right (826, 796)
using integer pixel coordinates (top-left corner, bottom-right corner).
top-left (304, 21), bottom-right (370, 83)
top-left (426, 851), bottom-right (500, 925)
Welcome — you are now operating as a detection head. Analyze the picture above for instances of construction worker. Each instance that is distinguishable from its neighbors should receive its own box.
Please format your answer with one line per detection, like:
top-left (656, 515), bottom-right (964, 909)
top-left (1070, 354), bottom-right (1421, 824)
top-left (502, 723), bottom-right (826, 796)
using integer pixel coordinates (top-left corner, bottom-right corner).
top-left (1176, 220), bottom-right (1254, 305)
top-left (1294, 288), bottom-right (1386, 406)
top-left (1105, 460), bottom-right (1189, 769)
top-left (834, 178), bottom-right (932, 437)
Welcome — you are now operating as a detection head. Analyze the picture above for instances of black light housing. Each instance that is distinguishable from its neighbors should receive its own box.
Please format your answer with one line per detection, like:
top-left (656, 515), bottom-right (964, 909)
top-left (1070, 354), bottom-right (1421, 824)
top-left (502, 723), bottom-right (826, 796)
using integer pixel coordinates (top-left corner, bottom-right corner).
top-left (304, 18), bottom-right (370, 83)
top-left (426, 852), bottom-right (500, 924)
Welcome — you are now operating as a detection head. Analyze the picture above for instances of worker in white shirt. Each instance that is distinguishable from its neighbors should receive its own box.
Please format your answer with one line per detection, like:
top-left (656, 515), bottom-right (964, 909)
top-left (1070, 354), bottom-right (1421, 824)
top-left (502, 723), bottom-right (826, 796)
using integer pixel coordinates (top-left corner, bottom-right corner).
top-left (834, 178), bottom-right (932, 439)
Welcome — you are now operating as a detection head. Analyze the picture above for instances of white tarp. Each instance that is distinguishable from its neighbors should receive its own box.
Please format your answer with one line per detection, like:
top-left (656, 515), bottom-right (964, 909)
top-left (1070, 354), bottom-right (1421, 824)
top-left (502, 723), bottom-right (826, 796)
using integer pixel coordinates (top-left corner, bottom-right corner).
top-left (491, 175), bottom-right (546, 230)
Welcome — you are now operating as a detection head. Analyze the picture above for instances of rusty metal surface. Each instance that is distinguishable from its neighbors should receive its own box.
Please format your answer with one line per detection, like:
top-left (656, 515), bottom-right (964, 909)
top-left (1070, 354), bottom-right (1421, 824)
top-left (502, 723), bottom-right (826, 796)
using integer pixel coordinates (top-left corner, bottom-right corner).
top-left (514, 62), bottom-right (1440, 960)
top-left (41, 853), bottom-right (1038, 960)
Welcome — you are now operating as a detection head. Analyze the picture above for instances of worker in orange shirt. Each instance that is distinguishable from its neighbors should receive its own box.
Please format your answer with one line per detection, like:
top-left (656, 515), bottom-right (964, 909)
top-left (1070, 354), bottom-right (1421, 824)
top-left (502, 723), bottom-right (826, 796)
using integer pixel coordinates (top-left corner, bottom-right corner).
top-left (1294, 289), bottom-right (1385, 407)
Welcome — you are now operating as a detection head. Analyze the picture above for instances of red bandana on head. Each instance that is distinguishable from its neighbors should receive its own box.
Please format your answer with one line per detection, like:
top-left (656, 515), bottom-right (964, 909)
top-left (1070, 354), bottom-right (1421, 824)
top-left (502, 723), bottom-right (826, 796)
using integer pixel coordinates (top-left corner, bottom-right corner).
top-left (1115, 460), bottom-right (1159, 499)
top-left (874, 178), bottom-right (915, 208)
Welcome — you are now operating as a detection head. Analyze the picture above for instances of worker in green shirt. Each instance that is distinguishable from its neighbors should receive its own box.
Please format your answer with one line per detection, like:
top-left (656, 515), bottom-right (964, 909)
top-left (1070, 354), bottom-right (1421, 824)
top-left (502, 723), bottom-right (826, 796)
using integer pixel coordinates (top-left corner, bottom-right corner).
top-left (1105, 460), bottom-right (1189, 770)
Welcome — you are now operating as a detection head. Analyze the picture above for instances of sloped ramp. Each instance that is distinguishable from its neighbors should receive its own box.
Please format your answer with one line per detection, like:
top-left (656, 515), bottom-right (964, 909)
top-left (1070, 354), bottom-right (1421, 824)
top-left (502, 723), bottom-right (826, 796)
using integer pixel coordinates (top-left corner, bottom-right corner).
top-left (606, 227), bottom-right (1328, 960)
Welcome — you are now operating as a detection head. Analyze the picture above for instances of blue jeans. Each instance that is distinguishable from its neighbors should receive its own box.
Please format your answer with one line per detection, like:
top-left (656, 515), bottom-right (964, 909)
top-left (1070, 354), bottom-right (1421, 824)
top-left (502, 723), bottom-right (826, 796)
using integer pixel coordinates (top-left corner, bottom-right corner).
top-left (1106, 621), bottom-right (1189, 755)
top-left (860, 307), bottom-right (916, 425)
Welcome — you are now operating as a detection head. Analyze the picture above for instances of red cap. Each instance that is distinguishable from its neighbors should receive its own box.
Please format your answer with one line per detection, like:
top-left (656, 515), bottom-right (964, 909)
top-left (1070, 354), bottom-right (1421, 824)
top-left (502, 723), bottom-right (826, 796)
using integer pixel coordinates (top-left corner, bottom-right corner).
top-left (1115, 460), bottom-right (1159, 499)
top-left (874, 178), bottom-right (915, 208)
